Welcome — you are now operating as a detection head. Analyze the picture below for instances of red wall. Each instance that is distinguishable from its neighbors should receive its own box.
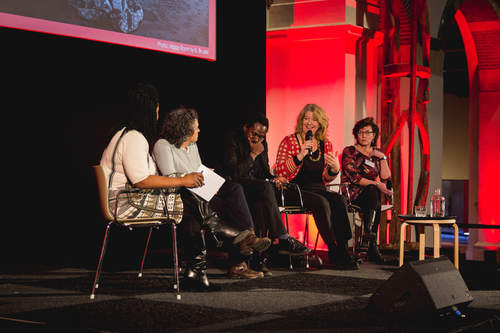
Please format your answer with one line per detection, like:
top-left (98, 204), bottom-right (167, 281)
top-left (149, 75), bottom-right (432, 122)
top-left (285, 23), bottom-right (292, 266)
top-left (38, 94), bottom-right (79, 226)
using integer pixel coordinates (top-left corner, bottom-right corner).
top-left (266, 23), bottom-right (381, 250)
top-left (456, 2), bottom-right (500, 247)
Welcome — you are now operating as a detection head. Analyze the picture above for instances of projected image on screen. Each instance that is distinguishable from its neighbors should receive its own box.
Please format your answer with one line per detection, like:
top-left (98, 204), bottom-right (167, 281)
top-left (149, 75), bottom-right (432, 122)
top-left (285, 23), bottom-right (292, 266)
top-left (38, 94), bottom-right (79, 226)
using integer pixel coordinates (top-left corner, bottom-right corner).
top-left (0, 0), bottom-right (216, 60)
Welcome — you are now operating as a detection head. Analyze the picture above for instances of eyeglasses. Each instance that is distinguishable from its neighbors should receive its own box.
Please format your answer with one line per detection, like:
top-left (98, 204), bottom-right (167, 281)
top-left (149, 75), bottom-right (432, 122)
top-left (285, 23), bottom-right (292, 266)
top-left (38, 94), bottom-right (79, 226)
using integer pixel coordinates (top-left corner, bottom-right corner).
top-left (250, 131), bottom-right (266, 140)
top-left (358, 130), bottom-right (374, 136)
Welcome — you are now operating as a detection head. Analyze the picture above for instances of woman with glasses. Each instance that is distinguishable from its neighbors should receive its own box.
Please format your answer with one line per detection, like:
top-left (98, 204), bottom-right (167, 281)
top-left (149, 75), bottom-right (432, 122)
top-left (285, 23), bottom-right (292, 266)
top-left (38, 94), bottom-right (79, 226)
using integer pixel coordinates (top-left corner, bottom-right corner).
top-left (341, 117), bottom-right (393, 264)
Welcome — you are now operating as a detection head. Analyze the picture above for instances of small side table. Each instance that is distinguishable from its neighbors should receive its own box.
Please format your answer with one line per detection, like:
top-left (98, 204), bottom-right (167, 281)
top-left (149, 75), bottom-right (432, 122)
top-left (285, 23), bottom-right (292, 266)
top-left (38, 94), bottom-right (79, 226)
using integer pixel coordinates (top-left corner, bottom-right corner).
top-left (398, 215), bottom-right (459, 269)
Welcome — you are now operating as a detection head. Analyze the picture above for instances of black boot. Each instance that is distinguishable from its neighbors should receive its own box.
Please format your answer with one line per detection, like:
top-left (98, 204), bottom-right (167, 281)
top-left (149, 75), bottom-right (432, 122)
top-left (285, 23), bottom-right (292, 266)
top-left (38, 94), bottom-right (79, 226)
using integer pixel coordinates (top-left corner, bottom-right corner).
top-left (367, 241), bottom-right (387, 265)
top-left (249, 252), bottom-right (272, 277)
top-left (182, 230), bottom-right (220, 292)
top-left (361, 210), bottom-right (377, 248)
top-left (196, 196), bottom-right (260, 248)
top-left (328, 242), bottom-right (359, 270)
top-left (195, 193), bottom-right (270, 256)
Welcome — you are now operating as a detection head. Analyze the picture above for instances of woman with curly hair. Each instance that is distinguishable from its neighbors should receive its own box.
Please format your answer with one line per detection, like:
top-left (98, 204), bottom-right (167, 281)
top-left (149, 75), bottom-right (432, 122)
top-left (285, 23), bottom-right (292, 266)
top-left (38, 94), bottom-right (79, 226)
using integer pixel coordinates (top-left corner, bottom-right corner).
top-left (153, 107), bottom-right (271, 280)
top-left (275, 104), bottom-right (358, 270)
top-left (341, 117), bottom-right (392, 264)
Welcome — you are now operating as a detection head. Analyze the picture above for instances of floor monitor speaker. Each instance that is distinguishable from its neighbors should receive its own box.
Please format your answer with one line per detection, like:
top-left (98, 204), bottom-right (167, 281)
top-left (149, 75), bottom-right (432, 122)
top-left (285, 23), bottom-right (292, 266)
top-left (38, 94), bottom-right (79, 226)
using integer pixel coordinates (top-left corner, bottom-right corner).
top-left (369, 257), bottom-right (473, 315)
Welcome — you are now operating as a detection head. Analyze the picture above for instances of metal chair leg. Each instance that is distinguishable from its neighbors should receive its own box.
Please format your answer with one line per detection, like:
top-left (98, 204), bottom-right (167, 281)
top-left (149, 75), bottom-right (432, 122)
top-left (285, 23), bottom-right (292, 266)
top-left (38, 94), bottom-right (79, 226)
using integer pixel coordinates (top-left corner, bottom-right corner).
top-left (284, 213), bottom-right (293, 270)
top-left (171, 223), bottom-right (181, 300)
top-left (138, 227), bottom-right (153, 278)
top-left (313, 229), bottom-right (320, 254)
top-left (90, 223), bottom-right (112, 300)
top-left (354, 212), bottom-right (364, 255)
top-left (304, 214), bottom-right (310, 269)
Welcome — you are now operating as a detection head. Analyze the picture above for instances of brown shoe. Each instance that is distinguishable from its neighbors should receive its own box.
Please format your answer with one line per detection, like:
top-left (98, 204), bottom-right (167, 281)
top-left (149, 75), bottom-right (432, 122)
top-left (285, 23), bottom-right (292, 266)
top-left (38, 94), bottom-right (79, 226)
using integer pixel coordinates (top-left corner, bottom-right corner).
top-left (239, 233), bottom-right (271, 256)
top-left (228, 262), bottom-right (264, 279)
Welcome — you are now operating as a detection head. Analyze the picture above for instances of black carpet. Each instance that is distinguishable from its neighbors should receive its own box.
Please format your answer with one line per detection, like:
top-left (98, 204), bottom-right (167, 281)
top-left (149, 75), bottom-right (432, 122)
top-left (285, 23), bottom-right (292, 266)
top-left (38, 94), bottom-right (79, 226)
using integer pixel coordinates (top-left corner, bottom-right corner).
top-left (1, 260), bottom-right (499, 333)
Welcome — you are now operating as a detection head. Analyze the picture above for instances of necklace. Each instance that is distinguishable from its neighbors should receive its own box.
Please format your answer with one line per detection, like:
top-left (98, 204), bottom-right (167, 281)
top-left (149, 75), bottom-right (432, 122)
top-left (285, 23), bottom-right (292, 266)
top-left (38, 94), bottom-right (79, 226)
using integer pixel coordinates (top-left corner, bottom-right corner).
top-left (309, 146), bottom-right (322, 162)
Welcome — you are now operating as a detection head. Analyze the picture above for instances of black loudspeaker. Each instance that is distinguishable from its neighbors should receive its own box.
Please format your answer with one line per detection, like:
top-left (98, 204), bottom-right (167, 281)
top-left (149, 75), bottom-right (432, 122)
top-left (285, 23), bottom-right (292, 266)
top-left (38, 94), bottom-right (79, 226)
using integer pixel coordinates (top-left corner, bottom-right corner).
top-left (369, 257), bottom-right (473, 316)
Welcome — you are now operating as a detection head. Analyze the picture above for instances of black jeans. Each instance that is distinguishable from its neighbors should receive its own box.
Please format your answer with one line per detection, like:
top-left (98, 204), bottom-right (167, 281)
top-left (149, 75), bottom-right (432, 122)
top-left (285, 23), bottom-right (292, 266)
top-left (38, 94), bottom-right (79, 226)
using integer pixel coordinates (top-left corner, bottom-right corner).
top-left (238, 178), bottom-right (287, 238)
top-left (284, 186), bottom-right (352, 249)
top-left (352, 185), bottom-right (381, 230)
top-left (208, 180), bottom-right (255, 231)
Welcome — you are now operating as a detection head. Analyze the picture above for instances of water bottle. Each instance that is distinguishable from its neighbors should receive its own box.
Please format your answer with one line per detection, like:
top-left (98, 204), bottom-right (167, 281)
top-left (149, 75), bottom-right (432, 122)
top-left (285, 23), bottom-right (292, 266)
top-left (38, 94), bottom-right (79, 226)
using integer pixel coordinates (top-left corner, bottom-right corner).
top-left (430, 188), bottom-right (445, 217)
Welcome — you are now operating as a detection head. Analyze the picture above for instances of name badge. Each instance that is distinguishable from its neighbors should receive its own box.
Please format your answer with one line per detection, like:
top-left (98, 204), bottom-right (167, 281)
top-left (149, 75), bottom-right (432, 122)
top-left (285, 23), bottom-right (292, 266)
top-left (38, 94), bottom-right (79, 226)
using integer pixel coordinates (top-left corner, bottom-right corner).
top-left (364, 159), bottom-right (375, 168)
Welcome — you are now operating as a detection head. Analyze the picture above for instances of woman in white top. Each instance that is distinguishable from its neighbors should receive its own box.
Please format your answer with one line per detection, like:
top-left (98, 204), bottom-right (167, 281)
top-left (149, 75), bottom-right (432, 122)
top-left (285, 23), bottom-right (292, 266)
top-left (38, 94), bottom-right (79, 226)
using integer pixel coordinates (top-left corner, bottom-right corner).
top-left (100, 83), bottom-right (219, 291)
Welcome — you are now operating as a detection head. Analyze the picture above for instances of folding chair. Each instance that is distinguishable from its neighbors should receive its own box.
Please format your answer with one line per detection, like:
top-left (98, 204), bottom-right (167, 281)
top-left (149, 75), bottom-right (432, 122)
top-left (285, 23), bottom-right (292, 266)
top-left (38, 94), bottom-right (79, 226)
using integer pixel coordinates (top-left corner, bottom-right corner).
top-left (90, 165), bottom-right (183, 300)
top-left (277, 183), bottom-right (316, 270)
top-left (328, 182), bottom-right (393, 256)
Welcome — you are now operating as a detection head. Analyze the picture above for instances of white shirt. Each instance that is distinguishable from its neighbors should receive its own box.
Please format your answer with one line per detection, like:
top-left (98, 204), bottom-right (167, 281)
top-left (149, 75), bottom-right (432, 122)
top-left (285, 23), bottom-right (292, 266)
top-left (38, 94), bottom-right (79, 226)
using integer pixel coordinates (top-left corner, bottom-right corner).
top-left (153, 138), bottom-right (201, 176)
top-left (100, 128), bottom-right (158, 190)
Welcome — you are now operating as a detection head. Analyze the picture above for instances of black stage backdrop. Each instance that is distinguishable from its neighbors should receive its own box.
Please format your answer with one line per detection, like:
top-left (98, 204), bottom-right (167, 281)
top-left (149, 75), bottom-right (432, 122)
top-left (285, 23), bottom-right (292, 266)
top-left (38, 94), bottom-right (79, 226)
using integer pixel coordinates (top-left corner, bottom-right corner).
top-left (1, 1), bottom-right (266, 269)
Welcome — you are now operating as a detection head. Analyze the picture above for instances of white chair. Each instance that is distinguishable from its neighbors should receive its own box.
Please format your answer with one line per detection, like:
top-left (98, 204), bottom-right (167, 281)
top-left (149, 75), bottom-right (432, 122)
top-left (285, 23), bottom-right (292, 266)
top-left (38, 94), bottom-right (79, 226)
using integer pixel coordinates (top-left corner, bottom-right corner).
top-left (327, 182), bottom-right (393, 256)
top-left (90, 165), bottom-right (183, 300)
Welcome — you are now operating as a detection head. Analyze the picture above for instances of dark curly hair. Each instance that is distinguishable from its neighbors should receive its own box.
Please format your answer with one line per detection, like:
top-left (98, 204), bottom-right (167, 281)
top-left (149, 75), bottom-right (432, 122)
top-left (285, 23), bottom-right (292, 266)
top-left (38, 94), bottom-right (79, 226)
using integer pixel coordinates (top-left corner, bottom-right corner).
top-left (352, 117), bottom-right (379, 147)
top-left (159, 107), bottom-right (198, 148)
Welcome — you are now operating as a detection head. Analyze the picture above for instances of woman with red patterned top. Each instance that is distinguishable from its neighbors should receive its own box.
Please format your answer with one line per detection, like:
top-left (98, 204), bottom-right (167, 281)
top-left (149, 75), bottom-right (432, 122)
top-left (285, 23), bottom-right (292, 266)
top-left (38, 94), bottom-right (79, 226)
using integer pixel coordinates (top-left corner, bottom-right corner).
top-left (276, 104), bottom-right (358, 270)
top-left (341, 117), bottom-right (393, 264)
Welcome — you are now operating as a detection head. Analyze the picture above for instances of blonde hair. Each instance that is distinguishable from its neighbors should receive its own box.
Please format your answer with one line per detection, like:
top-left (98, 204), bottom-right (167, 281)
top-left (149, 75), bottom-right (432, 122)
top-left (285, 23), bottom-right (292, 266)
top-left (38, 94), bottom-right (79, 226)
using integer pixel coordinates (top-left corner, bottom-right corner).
top-left (295, 104), bottom-right (329, 141)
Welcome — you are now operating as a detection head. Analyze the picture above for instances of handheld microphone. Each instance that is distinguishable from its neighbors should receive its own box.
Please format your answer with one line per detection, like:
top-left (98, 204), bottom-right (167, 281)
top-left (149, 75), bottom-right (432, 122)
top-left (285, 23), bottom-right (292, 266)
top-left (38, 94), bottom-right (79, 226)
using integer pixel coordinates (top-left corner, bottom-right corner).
top-left (386, 180), bottom-right (392, 190)
top-left (305, 130), bottom-right (313, 155)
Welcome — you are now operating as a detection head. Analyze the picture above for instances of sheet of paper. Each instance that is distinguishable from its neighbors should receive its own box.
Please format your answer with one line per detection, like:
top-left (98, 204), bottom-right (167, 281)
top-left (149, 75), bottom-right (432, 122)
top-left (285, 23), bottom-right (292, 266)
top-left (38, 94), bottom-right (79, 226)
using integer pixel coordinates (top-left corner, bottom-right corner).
top-left (188, 164), bottom-right (225, 201)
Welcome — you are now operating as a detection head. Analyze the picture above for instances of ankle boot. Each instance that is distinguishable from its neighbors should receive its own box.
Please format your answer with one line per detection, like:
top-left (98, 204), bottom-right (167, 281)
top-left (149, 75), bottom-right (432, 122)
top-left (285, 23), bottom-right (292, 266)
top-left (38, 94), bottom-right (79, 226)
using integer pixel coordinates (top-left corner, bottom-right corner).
top-left (328, 242), bottom-right (359, 270)
top-left (361, 210), bottom-right (377, 248)
top-left (201, 210), bottom-right (251, 246)
top-left (195, 194), bottom-right (270, 256)
top-left (367, 241), bottom-right (387, 265)
top-left (194, 194), bottom-right (249, 245)
top-left (182, 230), bottom-right (220, 292)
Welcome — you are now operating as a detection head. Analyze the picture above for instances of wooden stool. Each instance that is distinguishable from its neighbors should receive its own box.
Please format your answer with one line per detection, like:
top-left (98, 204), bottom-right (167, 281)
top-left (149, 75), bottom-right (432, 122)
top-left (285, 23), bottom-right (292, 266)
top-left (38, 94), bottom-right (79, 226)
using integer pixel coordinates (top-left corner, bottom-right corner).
top-left (398, 215), bottom-right (459, 269)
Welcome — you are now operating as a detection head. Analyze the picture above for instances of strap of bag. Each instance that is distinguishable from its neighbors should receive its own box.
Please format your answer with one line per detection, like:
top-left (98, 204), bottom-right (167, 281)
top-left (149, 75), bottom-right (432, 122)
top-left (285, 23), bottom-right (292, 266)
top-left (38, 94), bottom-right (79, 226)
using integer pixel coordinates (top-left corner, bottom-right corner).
top-left (108, 127), bottom-right (130, 189)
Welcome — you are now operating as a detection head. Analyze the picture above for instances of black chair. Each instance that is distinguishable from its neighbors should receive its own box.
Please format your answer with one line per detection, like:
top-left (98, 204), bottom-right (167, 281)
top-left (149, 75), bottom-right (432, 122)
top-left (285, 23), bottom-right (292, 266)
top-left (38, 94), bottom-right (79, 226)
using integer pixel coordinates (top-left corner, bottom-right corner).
top-left (276, 183), bottom-right (317, 270)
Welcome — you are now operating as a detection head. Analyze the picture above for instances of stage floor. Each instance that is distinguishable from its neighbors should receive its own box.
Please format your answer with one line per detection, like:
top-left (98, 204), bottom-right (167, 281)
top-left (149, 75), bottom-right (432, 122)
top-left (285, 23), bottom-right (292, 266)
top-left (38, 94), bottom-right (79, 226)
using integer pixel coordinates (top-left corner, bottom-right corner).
top-left (1, 255), bottom-right (498, 333)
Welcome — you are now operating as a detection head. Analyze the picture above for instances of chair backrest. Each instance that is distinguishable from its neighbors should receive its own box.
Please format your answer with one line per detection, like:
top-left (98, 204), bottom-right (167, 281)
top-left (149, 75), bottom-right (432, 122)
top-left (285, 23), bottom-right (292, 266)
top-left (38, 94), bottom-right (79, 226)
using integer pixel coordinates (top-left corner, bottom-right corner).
top-left (276, 183), bottom-right (312, 214)
top-left (327, 182), bottom-right (361, 212)
top-left (327, 182), bottom-right (350, 201)
top-left (93, 165), bottom-right (115, 222)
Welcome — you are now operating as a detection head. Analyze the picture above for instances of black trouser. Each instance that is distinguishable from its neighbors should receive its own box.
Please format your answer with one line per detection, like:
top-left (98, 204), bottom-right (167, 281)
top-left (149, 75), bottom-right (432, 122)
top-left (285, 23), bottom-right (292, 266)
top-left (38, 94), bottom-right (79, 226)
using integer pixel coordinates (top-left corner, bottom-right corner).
top-left (285, 186), bottom-right (352, 249)
top-left (238, 179), bottom-right (287, 238)
top-left (352, 185), bottom-right (381, 232)
top-left (209, 181), bottom-right (255, 231)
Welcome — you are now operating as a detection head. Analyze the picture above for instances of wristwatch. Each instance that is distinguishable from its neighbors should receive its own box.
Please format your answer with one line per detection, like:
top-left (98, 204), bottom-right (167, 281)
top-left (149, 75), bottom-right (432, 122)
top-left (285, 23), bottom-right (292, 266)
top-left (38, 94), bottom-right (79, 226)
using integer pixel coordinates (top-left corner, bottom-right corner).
top-left (380, 155), bottom-right (387, 161)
